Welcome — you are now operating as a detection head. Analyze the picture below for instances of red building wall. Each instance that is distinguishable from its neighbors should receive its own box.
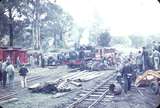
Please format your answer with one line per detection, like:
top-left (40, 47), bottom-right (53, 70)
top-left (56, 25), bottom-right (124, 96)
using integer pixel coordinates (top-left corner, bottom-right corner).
top-left (0, 48), bottom-right (28, 64)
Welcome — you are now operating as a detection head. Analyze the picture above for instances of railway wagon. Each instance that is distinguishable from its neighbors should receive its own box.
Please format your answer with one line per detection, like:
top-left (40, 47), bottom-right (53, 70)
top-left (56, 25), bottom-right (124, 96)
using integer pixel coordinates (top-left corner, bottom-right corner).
top-left (0, 47), bottom-right (28, 65)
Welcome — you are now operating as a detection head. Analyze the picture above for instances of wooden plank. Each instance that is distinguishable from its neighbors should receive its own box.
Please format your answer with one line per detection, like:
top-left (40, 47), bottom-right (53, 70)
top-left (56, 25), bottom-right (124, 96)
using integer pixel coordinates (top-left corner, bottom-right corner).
top-left (89, 94), bottom-right (101, 97)
top-left (95, 89), bottom-right (106, 92)
top-left (0, 98), bottom-right (18, 105)
top-left (0, 93), bottom-right (17, 101)
top-left (92, 92), bottom-right (103, 95)
top-left (62, 72), bottom-right (82, 79)
top-left (84, 98), bottom-right (97, 102)
top-left (71, 72), bottom-right (94, 81)
top-left (98, 87), bottom-right (108, 89)
top-left (79, 93), bottom-right (102, 97)
top-left (65, 71), bottom-right (86, 80)
top-left (70, 81), bottom-right (82, 87)
top-left (74, 72), bottom-right (104, 82)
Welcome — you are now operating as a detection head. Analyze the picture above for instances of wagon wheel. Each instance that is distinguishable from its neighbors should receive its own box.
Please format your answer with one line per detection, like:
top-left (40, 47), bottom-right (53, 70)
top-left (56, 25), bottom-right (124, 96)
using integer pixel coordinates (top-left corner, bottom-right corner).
top-left (149, 81), bottom-right (159, 95)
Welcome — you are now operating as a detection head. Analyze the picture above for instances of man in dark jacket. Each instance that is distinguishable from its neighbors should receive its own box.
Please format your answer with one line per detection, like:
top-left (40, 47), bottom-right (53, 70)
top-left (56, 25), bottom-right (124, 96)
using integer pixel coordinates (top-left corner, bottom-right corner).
top-left (122, 59), bottom-right (133, 93)
top-left (41, 56), bottom-right (45, 68)
top-left (79, 51), bottom-right (85, 60)
top-left (79, 47), bottom-right (85, 71)
top-left (19, 65), bottom-right (29, 88)
top-left (142, 47), bottom-right (149, 71)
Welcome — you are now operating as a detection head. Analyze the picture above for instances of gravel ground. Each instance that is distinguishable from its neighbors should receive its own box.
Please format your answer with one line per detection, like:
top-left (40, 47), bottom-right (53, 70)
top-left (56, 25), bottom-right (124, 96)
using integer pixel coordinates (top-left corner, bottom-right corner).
top-left (1, 66), bottom-right (114, 108)
top-left (1, 66), bottom-right (160, 108)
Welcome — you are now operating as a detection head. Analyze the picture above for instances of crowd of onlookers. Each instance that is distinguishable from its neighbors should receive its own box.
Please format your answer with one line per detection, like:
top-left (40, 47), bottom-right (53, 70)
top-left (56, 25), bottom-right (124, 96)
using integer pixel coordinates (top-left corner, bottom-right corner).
top-left (116, 41), bottom-right (160, 93)
top-left (0, 56), bottom-right (29, 89)
top-left (136, 41), bottom-right (160, 72)
top-left (115, 41), bottom-right (160, 74)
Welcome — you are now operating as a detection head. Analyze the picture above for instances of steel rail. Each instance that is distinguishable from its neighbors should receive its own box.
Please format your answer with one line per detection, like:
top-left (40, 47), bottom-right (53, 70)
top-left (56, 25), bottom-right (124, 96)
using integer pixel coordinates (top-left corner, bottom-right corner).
top-left (0, 76), bottom-right (44, 102)
top-left (67, 72), bottom-right (117, 108)
top-left (88, 88), bottom-right (109, 108)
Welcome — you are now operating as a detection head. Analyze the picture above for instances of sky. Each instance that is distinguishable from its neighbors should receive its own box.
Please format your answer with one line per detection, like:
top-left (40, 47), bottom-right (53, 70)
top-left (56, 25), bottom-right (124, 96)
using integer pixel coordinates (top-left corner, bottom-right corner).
top-left (55, 0), bottom-right (160, 37)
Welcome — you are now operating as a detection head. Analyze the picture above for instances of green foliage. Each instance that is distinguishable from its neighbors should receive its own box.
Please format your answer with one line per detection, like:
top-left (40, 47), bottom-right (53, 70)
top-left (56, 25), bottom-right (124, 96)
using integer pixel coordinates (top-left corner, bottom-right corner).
top-left (145, 35), bottom-right (160, 49)
top-left (97, 31), bottom-right (111, 47)
top-left (0, 0), bottom-right (33, 47)
top-left (40, 3), bottom-right (73, 48)
top-left (129, 35), bottom-right (145, 48)
top-left (110, 36), bottom-right (131, 46)
top-left (0, 0), bottom-right (73, 49)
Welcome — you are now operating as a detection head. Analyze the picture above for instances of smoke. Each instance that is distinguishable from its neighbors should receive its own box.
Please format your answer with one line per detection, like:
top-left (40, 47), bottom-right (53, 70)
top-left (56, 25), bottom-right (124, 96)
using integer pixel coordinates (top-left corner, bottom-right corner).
top-left (50, 0), bottom-right (160, 49)
top-left (57, 0), bottom-right (160, 36)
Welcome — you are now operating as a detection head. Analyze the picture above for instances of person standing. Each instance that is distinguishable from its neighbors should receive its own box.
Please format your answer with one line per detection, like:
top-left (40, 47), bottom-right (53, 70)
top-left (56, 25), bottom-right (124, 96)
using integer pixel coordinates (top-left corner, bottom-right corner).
top-left (100, 49), bottom-right (103, 58)
top-left (79, 47), bottom-right (85, 60)
top-left (16, 56), bottom-right (21, 69)
top-left (79, 47), bottom-right (85, 71)
top-left (6, 56), bottom-right (11, 63)
top-left (29, 54), bottom-right (34, 67)
top-left (2, 61), bottom-right (9, 88)
top-left (136, 51), bottom-right (143, 73)
top-left (41, 56), bottom-right (45, 68)
top-left (158, 42), bottom-right (160, 52)
top-left (0, 60), bottom-right (2, 86)
top-left (152, 49), bottom-right (160, 70)
top-left (19, 65), bottom-right (29, 88)
top-left (142, 47), bottom-right (149, 71)
top-left (39, 54), bottom-right (42, 67)
top-left (6, 62), bottom-right (15, 88)
top-left (121, 59), bottom-right (133, 93)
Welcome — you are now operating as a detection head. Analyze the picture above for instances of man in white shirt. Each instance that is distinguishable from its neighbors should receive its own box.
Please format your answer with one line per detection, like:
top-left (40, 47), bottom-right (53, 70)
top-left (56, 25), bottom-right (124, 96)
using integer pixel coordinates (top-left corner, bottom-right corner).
top-left (2, 61), bottom-right (9, 88)
top-left (6, 62), bottom-right (15, 88)
top-left (136, 51), bottom-right (143, 73)
top-left (152, 49), bottom-right (160, 70)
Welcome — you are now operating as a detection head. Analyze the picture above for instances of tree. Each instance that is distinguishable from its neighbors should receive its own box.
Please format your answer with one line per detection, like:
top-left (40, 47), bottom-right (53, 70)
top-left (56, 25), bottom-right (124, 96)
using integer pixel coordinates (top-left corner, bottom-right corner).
top-left (88, 15), bottom-right (104, 46)
top-left (97, 31), bottom-right (111, 47)
top-left (0, 3), bottom-right (9, 41)
top-left (110, 36), bottom-right (131, 46)
top-left (0, 0), bottom-right (73, 50)
top-left (0, 0), bottom-right (33, 47)
top-left (40, 2), bottom-right (73, 49)
top-left (89, 23), bottom-right (101, 46)
top-left (1, 0), bottom-right (27, 46)
top-left (77, 27), bottom-right (85, 47)
top-left (129, 35), bottom-right (145, 48)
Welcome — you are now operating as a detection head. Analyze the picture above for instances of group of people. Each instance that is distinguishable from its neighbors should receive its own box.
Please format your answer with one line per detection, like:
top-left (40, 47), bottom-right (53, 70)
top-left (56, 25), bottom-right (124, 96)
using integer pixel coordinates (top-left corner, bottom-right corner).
top-left (0, 59), bottom-right (15, 88)
top-left (0, 56), bottom-right (29, 89)
top-left (119, 41), bottom-right (160, 93)
top-left (136, 41), bottom-right (160, 72)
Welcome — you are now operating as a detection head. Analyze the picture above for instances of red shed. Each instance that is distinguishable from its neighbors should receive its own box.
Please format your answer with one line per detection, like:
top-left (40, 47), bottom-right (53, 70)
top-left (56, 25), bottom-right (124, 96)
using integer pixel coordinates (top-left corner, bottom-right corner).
top-left (0, 47), bottom-right (28, 65)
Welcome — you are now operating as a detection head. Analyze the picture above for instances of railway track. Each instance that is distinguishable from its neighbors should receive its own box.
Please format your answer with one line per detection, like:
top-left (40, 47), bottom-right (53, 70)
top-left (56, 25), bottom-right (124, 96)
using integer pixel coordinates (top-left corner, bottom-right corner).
top-left (0, 69), bottom-right (117, 106)
top-left (0, 71), bottom-right (80, 103)
top-left (4, 75), bottom-right (43, 87)
top-left (0, 75), bottom-right (45, 103)
top-left (67, 72), bottom-right (117, 108)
